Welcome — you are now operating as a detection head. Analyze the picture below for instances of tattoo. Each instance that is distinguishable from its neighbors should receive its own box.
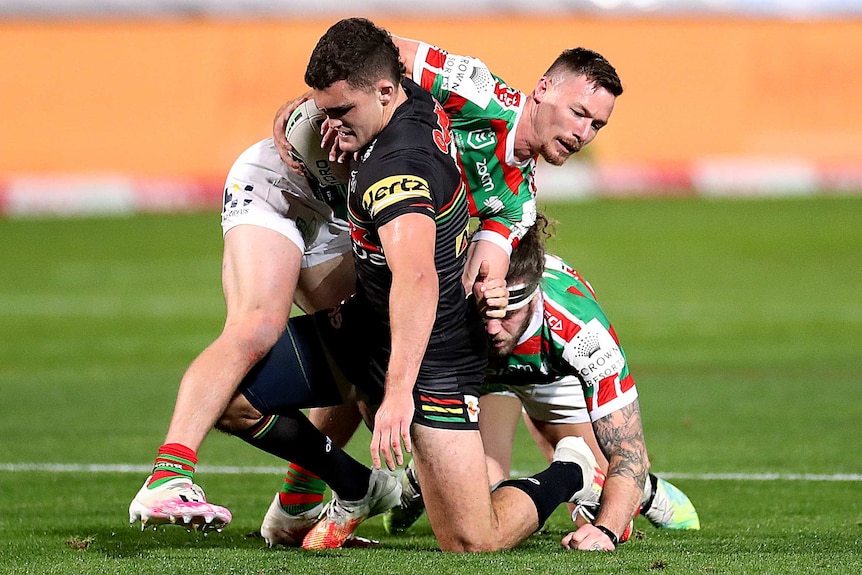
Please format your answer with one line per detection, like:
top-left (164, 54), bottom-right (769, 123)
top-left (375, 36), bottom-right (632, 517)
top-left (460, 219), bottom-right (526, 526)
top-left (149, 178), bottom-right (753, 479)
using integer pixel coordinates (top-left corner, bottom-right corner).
top-left (594, 400), bottom-right (648, 487)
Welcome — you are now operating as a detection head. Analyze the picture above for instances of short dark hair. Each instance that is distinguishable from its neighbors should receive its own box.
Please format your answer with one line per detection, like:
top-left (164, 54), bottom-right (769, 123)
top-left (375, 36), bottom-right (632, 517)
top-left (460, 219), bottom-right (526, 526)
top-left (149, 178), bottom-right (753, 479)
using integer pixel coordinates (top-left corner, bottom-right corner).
top-left (544, 48), bottom-right (623, 97)
top-left (304, 18), bottom-right (406, 91)
top-left (506, 213), bottom-right (552, 293)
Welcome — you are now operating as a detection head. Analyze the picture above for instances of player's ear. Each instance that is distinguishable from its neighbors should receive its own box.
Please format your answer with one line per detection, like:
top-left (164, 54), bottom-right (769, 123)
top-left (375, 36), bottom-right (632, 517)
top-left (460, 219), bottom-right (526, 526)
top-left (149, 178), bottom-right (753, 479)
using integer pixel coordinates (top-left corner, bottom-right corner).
top-left (378, 80), bottom-right (396, 105)
top-left (533, 76), bottom-right (550, 103)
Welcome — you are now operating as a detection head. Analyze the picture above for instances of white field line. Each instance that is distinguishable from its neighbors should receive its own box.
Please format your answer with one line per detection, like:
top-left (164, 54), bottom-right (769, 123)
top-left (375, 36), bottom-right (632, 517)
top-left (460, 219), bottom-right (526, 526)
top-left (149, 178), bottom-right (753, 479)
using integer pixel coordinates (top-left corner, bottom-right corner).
top-left (1, 463), bottom-right (861, 481)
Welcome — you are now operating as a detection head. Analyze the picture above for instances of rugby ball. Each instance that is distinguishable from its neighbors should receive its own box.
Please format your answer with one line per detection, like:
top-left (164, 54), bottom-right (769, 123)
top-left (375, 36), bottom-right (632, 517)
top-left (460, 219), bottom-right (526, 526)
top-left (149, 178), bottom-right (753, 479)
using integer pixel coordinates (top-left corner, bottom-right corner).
top-left (284, 100), bottom-right (351, 186)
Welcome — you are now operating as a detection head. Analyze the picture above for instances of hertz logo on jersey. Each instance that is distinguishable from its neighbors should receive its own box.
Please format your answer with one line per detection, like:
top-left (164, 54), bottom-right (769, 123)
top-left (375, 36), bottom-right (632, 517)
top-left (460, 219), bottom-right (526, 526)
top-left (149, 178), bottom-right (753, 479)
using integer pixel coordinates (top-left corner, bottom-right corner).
top-left (361, 175), bottom-right (431, 217)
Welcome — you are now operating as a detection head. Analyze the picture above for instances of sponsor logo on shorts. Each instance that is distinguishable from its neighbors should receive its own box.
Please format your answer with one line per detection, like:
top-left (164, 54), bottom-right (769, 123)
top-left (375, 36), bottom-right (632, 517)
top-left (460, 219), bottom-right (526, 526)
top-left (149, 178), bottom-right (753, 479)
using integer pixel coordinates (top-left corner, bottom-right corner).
top-left (224, 182), bottom-right (254, 209)
top-left (222, 183), bottom-right (254, 220)
top-left (223, 208), bottom-right (249, 219)
top-left (464, 394), bottom-right (480, 422)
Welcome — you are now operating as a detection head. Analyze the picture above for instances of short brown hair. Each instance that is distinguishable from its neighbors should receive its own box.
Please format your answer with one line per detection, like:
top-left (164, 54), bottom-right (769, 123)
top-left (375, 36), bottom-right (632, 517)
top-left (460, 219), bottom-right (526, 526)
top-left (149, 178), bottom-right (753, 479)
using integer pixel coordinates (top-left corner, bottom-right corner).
top-left (305, 18), bottom-right (406, 91)
top-left (544, 48), bottom-right (623, 96)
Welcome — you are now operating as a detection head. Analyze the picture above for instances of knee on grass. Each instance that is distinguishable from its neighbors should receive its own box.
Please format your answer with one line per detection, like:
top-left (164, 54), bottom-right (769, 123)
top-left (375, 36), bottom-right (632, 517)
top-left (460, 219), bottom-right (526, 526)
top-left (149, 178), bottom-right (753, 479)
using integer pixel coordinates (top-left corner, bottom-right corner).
top-left (437, 531), bottom-right (508, 553)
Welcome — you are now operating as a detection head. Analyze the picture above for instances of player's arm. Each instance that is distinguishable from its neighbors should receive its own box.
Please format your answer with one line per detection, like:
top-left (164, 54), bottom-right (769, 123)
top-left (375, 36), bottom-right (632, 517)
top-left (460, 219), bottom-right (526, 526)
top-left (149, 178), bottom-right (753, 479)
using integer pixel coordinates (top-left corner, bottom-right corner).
top-left (561, 400), bottom-right (647, 551)
top-left (272, 92), bottom-right (314, 171)
top-left (371, 212), bottom-right (439, 471)
top-left (593, 400), bottom-right (648, 535)
top-left (469, 198), bottom-right (538, 308)
top-left (392, 36), bottom-right (420, 77)
top-left (464, 239), bottom-right (510, 319)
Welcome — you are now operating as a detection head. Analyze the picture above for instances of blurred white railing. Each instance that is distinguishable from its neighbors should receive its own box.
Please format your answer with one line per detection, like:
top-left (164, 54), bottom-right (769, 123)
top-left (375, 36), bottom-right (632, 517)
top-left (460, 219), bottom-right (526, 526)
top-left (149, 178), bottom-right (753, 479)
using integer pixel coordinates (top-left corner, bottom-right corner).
top-left (1, 0), bottom-right (861, 18)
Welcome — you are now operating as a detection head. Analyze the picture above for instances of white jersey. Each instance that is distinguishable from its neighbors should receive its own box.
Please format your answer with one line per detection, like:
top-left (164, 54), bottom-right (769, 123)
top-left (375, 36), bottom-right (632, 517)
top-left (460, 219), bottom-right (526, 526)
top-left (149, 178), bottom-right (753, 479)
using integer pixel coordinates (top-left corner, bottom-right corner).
top-left (220, 138), bottom-right (350, 268)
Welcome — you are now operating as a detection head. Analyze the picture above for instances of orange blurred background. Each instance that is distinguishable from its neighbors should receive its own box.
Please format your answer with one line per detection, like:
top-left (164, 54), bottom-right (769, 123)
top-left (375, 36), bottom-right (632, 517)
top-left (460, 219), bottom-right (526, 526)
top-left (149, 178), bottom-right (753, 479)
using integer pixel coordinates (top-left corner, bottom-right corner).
top-left (2, 16), bottom-right (861, 183)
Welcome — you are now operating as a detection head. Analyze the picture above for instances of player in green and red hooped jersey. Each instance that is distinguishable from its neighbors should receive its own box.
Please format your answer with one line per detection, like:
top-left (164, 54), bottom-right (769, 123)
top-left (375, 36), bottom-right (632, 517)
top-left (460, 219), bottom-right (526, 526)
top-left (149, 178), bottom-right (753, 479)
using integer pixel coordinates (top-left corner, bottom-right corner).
top-left (393, 37), bottom-right (620, 291)
top-left (480, 214), bottom-right (699, 550)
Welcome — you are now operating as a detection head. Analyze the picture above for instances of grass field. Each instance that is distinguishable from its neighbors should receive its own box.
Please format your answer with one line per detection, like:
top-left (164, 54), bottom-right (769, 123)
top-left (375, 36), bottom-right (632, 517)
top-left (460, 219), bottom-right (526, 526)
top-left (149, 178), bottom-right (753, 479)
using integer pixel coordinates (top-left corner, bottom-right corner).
top-left (1, 196), bottom-right (861, 574)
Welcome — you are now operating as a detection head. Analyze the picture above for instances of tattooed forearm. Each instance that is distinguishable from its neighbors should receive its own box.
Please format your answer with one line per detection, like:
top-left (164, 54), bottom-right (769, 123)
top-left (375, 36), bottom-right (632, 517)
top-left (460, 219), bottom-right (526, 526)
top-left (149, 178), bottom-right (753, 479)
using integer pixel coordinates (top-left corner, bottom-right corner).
top-left (594, 399), bottom-right (649, 488)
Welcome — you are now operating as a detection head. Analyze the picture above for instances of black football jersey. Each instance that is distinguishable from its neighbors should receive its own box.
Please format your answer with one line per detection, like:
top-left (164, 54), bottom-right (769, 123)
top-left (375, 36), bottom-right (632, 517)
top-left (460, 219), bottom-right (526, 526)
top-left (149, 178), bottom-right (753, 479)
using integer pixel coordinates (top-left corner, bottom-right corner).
top-left (345, 79), bottom-right (485, 383)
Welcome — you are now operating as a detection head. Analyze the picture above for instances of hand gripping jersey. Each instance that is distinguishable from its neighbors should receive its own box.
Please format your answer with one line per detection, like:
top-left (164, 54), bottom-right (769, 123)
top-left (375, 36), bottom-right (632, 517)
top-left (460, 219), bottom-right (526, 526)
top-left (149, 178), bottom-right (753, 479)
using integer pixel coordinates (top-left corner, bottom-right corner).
top-left (345, 78), bottom-right (485, 392)
top-left (486, 254), bottom-right (638, 422)
top-left (410, 42), bottom-right (537, 256)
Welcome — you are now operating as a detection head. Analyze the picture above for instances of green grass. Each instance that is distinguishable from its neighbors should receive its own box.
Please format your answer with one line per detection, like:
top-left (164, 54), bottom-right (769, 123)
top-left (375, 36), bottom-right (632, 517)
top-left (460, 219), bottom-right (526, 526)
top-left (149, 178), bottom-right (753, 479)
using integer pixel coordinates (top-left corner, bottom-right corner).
top-left (1, 196), bottom-right (861, 574)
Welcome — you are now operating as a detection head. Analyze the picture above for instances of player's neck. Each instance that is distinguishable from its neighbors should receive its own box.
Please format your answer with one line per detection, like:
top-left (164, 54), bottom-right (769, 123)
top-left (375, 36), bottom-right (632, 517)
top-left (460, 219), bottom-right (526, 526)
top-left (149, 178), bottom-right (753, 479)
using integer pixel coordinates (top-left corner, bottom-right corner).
top-left (513, 96), bottom-right (539, 162)
top-left (381, 84), bottom-right (408, 130)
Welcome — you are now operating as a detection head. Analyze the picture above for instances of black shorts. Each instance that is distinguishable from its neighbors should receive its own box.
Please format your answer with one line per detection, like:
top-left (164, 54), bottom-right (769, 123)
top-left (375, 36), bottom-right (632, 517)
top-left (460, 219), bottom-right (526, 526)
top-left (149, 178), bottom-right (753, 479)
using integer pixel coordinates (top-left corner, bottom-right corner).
top-left (315, 296), bottom-right (487, 430)
top-left (240, 296), bottom-right (487, 430)
top-left (238, 314), bottom-right (345, 415)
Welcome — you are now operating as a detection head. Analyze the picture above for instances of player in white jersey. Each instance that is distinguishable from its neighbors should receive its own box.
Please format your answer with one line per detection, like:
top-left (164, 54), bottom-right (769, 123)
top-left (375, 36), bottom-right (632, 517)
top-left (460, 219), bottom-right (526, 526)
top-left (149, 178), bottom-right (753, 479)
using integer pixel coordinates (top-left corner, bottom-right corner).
top-left (128, 135), bottom-right (358, 532)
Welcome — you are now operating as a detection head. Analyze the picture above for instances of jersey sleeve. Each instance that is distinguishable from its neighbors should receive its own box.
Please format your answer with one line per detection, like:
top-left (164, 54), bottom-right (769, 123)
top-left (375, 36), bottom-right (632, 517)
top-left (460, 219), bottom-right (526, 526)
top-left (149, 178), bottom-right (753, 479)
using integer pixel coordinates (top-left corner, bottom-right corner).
top-left (542, 261), bottom-right (638, 422)
top-left (411, 41), bottom-right (496, 113)
top-left (411, 42), bottom-right (536, 254)
top-left (469, 176), bottom-right (537, 256)
top-left (559, 314), bottom-right (638, 421)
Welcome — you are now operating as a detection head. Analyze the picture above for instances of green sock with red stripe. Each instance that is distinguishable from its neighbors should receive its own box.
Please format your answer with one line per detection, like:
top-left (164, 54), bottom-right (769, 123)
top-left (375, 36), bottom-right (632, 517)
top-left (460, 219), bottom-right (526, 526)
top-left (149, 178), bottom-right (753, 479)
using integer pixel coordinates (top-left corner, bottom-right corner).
top-left (278, 462), bottom-right (326, 514)
top-left (147, 443), bottom-right (197, 489)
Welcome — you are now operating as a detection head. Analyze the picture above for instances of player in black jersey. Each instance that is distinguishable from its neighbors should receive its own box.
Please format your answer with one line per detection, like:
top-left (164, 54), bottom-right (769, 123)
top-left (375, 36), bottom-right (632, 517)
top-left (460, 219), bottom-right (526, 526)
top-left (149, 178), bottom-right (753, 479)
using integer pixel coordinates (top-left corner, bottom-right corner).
top-left (215, 18), bottom-right (607, 552)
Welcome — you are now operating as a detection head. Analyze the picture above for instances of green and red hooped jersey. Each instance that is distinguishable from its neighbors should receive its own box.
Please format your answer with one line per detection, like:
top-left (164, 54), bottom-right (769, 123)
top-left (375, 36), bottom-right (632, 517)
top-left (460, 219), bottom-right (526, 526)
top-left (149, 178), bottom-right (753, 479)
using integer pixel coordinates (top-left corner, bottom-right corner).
top-left (486, 254), bottom-right (639, 422)
top-left (410, 42), bottom-right (538, 256)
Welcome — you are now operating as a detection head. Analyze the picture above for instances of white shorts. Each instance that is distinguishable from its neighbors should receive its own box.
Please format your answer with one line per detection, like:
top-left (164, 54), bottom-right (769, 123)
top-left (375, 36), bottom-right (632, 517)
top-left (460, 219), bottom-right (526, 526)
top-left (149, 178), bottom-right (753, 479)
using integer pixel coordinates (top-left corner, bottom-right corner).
top-left (484, 375), bottom-right (590, 425)
top-left (220, 138), bottom-right (351, 269)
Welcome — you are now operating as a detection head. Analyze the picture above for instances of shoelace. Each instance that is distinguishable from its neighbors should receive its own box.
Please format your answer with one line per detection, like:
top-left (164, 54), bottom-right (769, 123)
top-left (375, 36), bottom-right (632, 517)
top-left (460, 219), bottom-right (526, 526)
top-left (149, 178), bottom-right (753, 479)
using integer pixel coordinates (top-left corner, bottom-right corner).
top-left (573, 501), bottom-right (600, 522)
top-left (319, 497), bottom-right (359, 526)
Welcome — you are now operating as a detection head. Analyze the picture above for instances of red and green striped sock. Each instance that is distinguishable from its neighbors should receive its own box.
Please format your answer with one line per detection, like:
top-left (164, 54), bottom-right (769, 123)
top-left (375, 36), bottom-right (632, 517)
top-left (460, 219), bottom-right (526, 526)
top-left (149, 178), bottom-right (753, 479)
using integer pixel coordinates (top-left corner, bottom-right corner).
top-left (146, 443), bottom-right (197, 489)
top-left (278, 462), bottom-right (326, 515)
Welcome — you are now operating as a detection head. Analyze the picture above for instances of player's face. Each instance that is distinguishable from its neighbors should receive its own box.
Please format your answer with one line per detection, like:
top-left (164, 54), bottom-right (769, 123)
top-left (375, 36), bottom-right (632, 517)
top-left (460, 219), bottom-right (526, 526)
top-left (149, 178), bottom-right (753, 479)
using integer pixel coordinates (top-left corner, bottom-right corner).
top-left (533, 74), bottom-right (616, 166)
top-left (486, 296), bottom-right (537, 358)
top-left (313, 80), bottom-right (389, 153)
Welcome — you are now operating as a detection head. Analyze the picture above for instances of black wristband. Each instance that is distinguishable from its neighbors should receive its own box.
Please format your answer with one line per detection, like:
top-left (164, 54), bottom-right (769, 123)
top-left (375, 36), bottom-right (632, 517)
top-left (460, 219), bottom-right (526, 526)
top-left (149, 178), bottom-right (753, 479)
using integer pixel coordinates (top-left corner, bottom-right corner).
top-left (593, 524), bottom-right (619, 547)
